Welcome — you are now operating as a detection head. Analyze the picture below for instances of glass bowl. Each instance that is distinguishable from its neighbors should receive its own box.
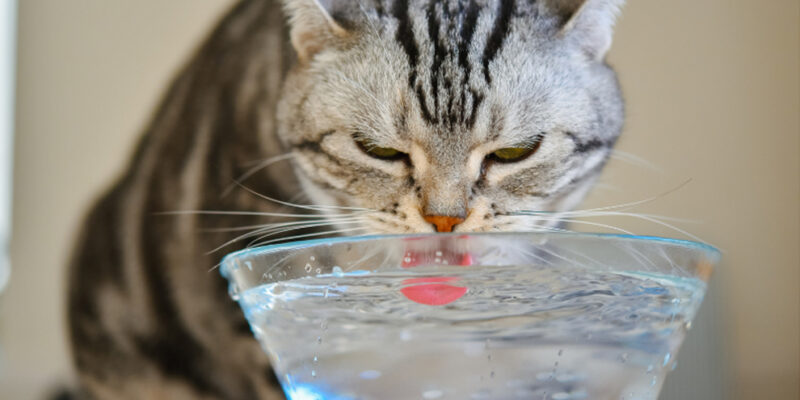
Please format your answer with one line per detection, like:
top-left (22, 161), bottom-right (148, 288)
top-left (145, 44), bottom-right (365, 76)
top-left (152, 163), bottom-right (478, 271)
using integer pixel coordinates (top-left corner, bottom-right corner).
top-left (221, 233), bottom-right (719, 400)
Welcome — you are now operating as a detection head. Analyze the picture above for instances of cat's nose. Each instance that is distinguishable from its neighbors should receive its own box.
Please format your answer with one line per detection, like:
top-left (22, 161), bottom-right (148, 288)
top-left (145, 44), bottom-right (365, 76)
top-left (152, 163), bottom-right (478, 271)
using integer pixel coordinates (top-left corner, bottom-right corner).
top-left (423, 215), bottom-right (465, 233)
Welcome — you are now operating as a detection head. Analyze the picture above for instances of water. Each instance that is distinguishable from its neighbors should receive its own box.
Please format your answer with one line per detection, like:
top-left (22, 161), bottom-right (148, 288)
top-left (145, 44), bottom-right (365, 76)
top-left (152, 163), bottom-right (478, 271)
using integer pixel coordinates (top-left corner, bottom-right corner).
top-left (238, 264), bottom-right (706, 400)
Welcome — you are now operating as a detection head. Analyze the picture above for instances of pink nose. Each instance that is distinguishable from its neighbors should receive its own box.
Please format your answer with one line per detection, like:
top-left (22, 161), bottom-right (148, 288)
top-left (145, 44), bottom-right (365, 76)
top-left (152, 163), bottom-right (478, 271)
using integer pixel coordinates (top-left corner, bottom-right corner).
top-left (423, 215), bottom-right (464, 233)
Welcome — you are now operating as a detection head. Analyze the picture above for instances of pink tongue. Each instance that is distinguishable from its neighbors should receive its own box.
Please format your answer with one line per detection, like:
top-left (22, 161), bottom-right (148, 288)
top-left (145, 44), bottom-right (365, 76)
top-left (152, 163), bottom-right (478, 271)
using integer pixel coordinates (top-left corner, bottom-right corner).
top-left (399, 250), bottom-right (473, 306)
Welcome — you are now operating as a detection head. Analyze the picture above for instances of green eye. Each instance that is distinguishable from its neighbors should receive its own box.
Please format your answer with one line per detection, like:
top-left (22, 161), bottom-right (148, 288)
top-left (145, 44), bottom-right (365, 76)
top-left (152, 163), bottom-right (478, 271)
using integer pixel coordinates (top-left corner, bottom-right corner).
top-left (354, 136), bottom-right (405, 160)
top-left (491, 147), bottom-right (533, 161)
top-left (367, 146), bottom-right (400, 158)
top-left (488, 134), bottom-right (545, 163)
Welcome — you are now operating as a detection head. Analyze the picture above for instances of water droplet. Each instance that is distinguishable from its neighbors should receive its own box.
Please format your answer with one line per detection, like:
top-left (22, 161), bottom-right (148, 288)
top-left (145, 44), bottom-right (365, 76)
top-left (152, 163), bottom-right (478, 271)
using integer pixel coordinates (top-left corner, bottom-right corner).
top-left (422, 389), bottom-right (443, 399)
top-left (304, 263), bottom-right (312, 273)
top-left (403, 257), bottom-right (412, 263)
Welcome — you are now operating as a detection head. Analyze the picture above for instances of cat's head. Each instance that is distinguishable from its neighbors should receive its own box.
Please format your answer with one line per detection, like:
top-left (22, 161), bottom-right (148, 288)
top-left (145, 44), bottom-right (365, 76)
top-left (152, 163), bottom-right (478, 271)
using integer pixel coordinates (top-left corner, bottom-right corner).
top-left (276, 0), bottom-right (625, 234)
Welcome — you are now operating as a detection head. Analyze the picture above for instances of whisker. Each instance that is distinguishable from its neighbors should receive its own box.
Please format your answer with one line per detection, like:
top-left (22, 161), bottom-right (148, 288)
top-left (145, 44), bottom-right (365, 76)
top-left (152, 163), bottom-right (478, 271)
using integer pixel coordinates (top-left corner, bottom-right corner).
top-left (609, 150), bottom-right (663, 173)
top-left (156, 210), bottom-right (364, 219)
top-left (222, 153), bottom-right (296, 197)
top-left (244, 219), bottom-right (367, 248)
top-left (199, 214), bottom-right (370, 232)
top-left (252, 227), bottom-right (370, 247)
top-left (207, 217), bottom-right (367, 254)
top-left (234, 181), bottom-right (373, 212)
top-left (530, 216), bottom-right (636, 235)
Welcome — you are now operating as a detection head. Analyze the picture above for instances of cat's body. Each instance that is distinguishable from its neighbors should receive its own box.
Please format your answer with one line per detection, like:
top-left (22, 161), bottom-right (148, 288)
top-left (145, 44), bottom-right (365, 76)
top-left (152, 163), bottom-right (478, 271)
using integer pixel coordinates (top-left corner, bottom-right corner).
top-left (68, 0), bottom-right (624, 398)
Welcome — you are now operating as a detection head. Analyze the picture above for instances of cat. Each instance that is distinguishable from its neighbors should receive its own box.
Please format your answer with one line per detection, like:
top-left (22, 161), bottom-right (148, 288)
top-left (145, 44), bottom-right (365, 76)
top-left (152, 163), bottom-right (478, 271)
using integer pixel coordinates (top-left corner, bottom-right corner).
top-left (67, 0), bottom-right (624, 398)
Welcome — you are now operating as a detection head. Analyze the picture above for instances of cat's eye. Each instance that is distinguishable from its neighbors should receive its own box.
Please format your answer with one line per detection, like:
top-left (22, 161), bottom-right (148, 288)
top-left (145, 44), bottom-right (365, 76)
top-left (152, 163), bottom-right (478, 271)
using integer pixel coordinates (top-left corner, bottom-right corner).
top-left (354, 136), bottom-right (406, 161)
top-left (491, 147), bottom-right (532, 161)
top-left (487, 134), bottom-right (545, 163)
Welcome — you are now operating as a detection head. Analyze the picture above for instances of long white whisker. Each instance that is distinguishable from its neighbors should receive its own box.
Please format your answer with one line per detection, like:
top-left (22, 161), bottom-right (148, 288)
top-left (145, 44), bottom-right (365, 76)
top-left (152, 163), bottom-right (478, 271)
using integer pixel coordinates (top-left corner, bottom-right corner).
top-left (207, 217), bottom-right (366, 254)
top-left (531, 216), bottom-right (636, 235)
top-left (609, 150), bottom-right (663, 173)
top-left (252, 227), bottom-right (369, 247)
top-left (222, 153), bottom-right (296, 196)
top-left (200, 214), bottom-right (369, 232)
top-left (235, 181), bottom-right (372, 212)
top-left (157, 210), bottom-right (366, 219)
top-left (245, 219), bottom-right (367, 248)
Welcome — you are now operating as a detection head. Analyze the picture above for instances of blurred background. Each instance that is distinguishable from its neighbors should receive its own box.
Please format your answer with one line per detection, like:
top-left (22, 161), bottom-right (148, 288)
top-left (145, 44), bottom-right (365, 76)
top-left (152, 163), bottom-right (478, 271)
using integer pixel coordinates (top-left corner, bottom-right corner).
top-left (0, 0), bottom-right (797, 399)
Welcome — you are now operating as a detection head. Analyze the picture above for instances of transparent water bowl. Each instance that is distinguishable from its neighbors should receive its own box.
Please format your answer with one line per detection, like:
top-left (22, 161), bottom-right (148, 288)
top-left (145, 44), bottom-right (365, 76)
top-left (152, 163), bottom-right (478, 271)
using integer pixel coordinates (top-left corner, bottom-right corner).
top-left (221, 233), bottom-right (719, 400)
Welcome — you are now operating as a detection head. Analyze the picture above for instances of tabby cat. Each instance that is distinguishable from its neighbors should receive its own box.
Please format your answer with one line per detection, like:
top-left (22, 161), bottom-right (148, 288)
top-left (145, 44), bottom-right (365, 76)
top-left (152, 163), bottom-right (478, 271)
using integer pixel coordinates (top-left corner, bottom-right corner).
top-left (68, 0), bottom-right (625, 398)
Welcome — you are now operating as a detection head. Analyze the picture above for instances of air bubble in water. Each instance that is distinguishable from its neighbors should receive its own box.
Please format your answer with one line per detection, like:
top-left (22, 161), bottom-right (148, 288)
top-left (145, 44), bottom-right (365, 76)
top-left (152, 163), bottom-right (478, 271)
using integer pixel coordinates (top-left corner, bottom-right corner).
top-left (332, 266), bottom-right (344, 277)
top-left (435, 251), bottom-right (443, 257)
top-left (309, 256), bottom-right (316, 261)
top-left (304, 263), bottom-right (312, 273)
top-left (315, 268), bottom-right (321, 274)
top-left (311, 370), bottom-right (316, 378)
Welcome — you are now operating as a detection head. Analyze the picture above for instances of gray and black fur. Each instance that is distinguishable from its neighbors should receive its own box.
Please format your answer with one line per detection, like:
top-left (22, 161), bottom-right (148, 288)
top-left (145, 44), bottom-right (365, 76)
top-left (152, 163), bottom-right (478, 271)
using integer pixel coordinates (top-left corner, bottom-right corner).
top-left (68, 0), bottom-right (624, 398)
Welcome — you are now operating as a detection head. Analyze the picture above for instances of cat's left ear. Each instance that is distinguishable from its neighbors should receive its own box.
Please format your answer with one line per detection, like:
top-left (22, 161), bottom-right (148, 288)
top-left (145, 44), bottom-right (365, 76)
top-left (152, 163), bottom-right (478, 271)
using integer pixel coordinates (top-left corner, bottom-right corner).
top-left (283, 0), bottom-right (350, 64)
top-left (549, 0), bottom-right (625, 61)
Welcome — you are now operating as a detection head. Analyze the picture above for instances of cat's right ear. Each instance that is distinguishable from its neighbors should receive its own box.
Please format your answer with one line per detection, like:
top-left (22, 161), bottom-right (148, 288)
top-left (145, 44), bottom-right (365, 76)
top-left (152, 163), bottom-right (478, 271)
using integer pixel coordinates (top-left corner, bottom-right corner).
top-left (544, 0), bottom-right (625, 61)
top-left (283, 0), bottom-right (350, 64)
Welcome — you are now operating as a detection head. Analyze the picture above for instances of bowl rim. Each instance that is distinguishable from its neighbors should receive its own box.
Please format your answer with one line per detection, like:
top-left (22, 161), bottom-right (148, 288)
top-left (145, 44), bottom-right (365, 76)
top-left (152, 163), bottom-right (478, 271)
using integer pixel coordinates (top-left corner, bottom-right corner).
top-left (219, 232), bottom-right (721, 277)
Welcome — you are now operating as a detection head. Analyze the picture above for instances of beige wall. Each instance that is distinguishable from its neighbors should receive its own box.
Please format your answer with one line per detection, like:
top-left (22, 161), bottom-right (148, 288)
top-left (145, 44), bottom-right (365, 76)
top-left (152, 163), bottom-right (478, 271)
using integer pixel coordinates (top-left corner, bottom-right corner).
top-left (1, 1), bottom-right (797, 399)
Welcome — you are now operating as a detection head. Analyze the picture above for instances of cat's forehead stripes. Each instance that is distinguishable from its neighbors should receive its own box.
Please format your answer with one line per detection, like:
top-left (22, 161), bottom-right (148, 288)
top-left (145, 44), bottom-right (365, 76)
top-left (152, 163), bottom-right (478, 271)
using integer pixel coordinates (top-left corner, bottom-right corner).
top-left (386, 0), bottom-right (524, 131)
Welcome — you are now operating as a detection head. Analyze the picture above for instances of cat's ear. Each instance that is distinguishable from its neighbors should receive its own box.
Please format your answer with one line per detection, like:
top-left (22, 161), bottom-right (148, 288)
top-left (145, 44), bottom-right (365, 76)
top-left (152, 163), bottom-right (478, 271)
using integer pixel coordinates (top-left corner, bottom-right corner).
top-left (283, 0), bottom-right (350, 64)
top-left (547, 0), bottom-right (625, 61)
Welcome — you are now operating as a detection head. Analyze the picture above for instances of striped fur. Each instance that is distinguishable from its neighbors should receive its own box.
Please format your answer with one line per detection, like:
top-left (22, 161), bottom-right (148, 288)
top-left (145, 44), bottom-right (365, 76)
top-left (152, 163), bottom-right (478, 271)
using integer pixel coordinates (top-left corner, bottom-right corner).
top-left (68, 0), bottom-right (624, 398)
